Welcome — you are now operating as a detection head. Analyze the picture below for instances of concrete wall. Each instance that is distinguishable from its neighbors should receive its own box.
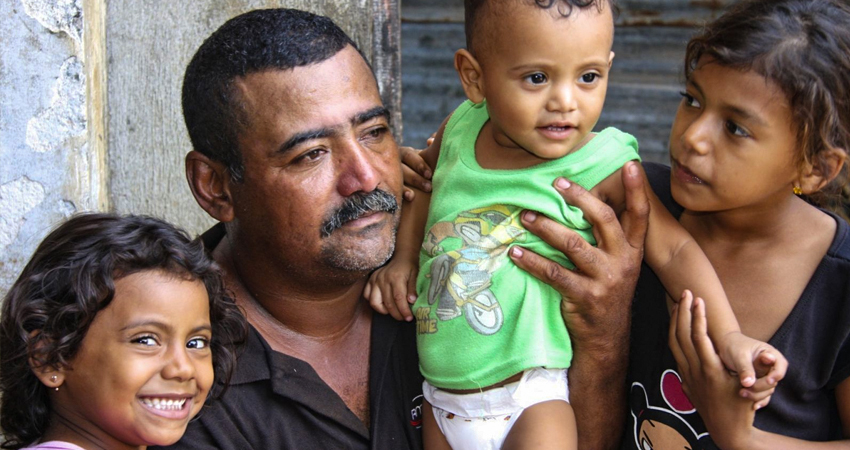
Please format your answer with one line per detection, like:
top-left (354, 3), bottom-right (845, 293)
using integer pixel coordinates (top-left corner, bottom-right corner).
top-left (0, 0), bottom-right (399, 296)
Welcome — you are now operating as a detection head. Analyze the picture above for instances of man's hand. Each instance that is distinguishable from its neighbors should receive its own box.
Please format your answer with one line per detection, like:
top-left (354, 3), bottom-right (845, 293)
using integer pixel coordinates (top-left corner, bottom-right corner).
top-left (509, 161), bottom-right (648, 352)
top-left (509, 161), bottom-right (650, 449)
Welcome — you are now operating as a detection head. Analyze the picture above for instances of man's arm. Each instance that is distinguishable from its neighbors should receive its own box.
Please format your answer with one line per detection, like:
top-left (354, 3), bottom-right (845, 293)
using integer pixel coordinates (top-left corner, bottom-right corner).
top-left (509, 161), bottom-right (649, 449)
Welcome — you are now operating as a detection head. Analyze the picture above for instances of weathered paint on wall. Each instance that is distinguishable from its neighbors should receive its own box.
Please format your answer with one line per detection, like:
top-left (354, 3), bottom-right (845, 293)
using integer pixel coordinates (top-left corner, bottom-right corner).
top-left (0, 0), bottom-right (99, 292)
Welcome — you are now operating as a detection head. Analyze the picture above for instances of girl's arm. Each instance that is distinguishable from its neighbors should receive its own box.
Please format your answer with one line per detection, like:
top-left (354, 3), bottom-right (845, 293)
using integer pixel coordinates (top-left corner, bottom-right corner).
top-left (671, 292), bottom-right (850, 450)
top-left (597, 167), bottom-right (785, 390)
top-left (364, 119), bottom-right (445, 321)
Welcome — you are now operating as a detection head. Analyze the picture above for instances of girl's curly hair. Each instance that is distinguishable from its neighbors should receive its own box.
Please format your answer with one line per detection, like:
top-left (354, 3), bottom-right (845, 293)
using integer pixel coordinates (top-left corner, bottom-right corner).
top-left (0, 213), bottom-right (247, 449)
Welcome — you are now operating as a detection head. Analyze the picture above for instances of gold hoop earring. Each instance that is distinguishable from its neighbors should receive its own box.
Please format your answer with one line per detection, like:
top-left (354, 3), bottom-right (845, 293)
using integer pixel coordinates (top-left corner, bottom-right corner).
top-left (793, 185), bottom-right (803, 195)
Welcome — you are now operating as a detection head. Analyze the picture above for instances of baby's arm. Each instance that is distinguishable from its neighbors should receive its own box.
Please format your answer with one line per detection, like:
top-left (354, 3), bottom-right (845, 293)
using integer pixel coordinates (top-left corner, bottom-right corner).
top-left (364, 121), bottom-right (445, 321)
top-left (597, 168), bottom-right (786, 392)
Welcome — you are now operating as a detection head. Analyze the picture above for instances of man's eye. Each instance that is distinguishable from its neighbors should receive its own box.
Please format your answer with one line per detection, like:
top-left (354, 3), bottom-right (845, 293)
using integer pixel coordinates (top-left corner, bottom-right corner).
top-left (525, 73), bottom-right (548, 85)
top-left (365, 126), bottom-right (388, 140)
top-left (298, 149), bottom-right (325, 162)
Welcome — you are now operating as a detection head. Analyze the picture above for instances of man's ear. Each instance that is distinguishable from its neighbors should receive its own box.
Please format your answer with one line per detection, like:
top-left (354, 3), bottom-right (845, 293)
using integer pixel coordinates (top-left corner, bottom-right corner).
top-left (799, 148), bottom-right (847, 194)
top-left (454, 49), bottom-right (485, 104)
top-left (186, 150), bottom-right (236, 223)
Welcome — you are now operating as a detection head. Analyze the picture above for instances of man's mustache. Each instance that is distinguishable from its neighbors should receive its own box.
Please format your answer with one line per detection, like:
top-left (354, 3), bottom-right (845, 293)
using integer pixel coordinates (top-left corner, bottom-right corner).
top-left (320, 190), bottom-right (399, 238)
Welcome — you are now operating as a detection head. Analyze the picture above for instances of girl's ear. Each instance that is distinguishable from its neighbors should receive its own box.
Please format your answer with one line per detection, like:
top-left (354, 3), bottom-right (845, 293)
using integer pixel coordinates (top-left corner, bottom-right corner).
top-left (31, 364), bottom-right (65, 391)
top-left (799, 148), bottom-right (847, 194)
top-left (454, 49), bottom-right (485, 104)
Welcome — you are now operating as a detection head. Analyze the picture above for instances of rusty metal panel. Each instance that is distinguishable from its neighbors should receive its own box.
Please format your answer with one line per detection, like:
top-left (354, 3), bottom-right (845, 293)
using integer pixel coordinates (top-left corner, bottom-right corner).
top-left (400, 1), bottom-right (737, 163)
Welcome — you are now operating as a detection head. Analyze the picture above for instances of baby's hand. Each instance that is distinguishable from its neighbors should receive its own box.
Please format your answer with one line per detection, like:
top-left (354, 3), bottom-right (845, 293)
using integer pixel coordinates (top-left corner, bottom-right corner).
top-left (717, 331), bottom-right (788, 410)
top-left (364, 258), bottom-right (419, 322)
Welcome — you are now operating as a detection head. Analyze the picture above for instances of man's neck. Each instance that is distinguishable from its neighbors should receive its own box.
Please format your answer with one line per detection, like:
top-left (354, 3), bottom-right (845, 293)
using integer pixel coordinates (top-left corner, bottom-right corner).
top-left (213, 235), bottom-right (371, 343)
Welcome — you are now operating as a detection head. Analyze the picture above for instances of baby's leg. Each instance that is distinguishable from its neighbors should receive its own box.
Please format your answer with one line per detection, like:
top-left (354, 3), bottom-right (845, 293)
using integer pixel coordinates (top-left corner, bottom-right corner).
top-left (423, 400), bottom-right (453, 450)
top-left (501, 400), bottom-right (576, 450)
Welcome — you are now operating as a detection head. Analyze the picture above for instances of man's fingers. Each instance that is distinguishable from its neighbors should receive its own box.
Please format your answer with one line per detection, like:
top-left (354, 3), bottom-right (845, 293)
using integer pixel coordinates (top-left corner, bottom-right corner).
top-left (509, 245), bottom-right (587, 300)
top-left (619, 161), bottom-right (650, 250)
top-left (552, 177), bottom-right (626, 252)
top-left (519, 209), bottom-right (602, 279)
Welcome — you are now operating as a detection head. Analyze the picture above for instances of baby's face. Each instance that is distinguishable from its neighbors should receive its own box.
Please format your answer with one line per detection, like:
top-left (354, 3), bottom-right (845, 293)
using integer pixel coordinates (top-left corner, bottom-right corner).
top-left (474, 2), bottom-right (614, 160)
top-left (55, 270), bottom-right (214, 448)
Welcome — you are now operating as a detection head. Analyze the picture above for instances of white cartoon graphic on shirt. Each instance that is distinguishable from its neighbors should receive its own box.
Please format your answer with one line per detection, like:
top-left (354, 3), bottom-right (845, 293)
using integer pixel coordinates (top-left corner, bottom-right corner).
top-left (421, 205), bottom-right (525, 335)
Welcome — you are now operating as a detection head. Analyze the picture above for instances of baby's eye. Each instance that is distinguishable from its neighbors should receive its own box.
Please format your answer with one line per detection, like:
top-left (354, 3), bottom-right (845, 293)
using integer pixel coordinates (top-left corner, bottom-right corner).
top-left (187, 337), bottom-right (210, 350)
top-left (679, 91), bottom-right (701, 108)
top-left (525, 72), bottom-right (548, 85)
top-left (579, 73), bottom-right (599, 84)
top-left (133, 336), bottom-right (159, 347)
top-left (725, 120), bottom-right (750, 138)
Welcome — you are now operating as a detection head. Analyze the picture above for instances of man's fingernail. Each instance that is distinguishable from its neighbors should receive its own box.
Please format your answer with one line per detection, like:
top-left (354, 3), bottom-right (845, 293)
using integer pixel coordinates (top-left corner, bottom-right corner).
top-left (523, 211), bottom-right (538, 222)
top-left (555, 178), bottom-right (571, 190)
top-left (510, 247), bottom-right (523, 258)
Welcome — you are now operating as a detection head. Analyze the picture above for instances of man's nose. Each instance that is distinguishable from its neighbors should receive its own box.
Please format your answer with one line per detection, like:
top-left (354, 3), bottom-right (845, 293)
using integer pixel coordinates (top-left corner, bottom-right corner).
top-left (336, 140), bottom-right (381, 197)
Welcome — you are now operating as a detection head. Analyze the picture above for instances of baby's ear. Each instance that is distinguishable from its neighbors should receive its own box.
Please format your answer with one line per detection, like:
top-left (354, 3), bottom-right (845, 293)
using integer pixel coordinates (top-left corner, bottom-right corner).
top-left (799, 147), bottom-right (847, 194)
top-left (454, 49), bottom-right (485, 104)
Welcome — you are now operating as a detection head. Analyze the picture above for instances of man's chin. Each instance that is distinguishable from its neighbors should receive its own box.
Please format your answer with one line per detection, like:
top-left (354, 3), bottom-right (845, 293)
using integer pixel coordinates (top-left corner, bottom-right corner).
top-left (320, 233), bottom-right (396, 273)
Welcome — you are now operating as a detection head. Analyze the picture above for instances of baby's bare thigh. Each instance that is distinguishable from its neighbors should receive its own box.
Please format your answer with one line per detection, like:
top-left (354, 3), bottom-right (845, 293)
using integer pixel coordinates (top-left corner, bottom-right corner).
top-left (502, 400), bottom-right (577, 450)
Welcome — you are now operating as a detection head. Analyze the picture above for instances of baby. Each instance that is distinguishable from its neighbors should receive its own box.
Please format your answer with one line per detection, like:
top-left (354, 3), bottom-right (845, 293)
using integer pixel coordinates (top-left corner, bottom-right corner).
top-left (367, 0), bottom-right (785, 448)
top-left (0, 213), bottom-right (246, 450)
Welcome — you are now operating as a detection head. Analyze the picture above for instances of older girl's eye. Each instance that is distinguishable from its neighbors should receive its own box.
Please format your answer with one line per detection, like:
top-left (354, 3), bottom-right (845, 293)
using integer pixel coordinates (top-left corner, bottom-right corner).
top-left (725, 120), bottom-right (750, 138)
top-left (679, 91), bottom-right (701, 108)
top-left (187, 337), bottom-right (210, 350)
top-left (525, 72), bottom-right (548, 85)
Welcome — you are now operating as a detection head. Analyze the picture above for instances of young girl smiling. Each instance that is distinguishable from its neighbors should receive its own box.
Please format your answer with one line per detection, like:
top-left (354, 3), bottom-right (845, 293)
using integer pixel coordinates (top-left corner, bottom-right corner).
top-left (0, 214), bottom-right (246, 450)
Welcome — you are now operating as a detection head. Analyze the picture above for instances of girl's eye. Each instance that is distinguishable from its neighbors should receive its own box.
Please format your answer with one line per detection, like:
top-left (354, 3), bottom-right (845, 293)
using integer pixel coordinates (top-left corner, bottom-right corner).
top-left (187, 337), bottom-right (210, 350)
top-left (579, 73), bottom-right (599, 84)
top-left (725, 120), bottom-right (750, 138)
top-left (525, 72), bottom-right (548, 85)
top-left (133, 336), bottom-right (159, 347)
top-left (679, 91), bottom-right (701, 108)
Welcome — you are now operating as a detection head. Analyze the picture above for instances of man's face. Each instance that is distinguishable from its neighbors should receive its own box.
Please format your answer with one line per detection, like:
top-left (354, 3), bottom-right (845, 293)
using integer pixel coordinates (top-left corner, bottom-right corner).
top-left (227, 45), bottom-right (402, 285)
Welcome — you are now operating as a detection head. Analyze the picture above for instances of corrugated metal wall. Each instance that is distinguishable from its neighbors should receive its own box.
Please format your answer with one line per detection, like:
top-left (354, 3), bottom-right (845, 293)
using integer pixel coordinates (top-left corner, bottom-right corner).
top-left (400, 0), bottom-right (736, 164)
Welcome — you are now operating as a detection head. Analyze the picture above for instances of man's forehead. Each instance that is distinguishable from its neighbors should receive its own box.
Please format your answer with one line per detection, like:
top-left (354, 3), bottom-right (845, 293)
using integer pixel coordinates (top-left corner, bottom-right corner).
top-left (237, 49), bottom-right (381, 117)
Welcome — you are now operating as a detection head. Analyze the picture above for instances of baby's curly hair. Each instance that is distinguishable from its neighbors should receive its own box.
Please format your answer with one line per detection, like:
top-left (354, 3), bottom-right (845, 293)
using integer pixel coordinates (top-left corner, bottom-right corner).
top-left (464, 0), bottom-right (618, 54)
top-left (0, 213), bottom-right (247, 449)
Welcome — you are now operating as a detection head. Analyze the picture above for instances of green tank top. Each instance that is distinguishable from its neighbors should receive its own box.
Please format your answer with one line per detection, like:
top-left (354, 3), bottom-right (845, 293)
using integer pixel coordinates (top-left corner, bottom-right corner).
top-left (414, 100), bottom-right (640, 389)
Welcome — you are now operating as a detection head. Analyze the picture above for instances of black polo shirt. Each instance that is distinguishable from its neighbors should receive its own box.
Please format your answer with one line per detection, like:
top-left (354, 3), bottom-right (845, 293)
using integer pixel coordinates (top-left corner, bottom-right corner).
top-left (158, 225), bottom-right (424, 450)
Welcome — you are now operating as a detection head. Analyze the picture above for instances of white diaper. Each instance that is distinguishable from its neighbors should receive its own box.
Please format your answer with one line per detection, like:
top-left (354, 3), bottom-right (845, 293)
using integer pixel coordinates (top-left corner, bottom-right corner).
top-left (423, 367), bottom-right (570, 450)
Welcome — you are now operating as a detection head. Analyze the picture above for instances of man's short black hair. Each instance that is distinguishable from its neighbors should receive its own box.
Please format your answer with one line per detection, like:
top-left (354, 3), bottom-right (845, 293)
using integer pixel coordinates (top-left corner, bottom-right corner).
top-left (182, 8), bottom-right (359, 182)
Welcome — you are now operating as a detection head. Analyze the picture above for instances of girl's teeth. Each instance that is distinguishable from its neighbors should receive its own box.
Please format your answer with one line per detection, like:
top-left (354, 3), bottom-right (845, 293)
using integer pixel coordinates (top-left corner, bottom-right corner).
top-left (142, 398), bottom-right (187, 410)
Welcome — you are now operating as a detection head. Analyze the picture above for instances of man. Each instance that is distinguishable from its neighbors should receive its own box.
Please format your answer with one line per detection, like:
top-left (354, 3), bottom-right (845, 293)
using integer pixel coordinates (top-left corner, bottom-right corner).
top-left (166, 8), bottom-right (649, 450)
